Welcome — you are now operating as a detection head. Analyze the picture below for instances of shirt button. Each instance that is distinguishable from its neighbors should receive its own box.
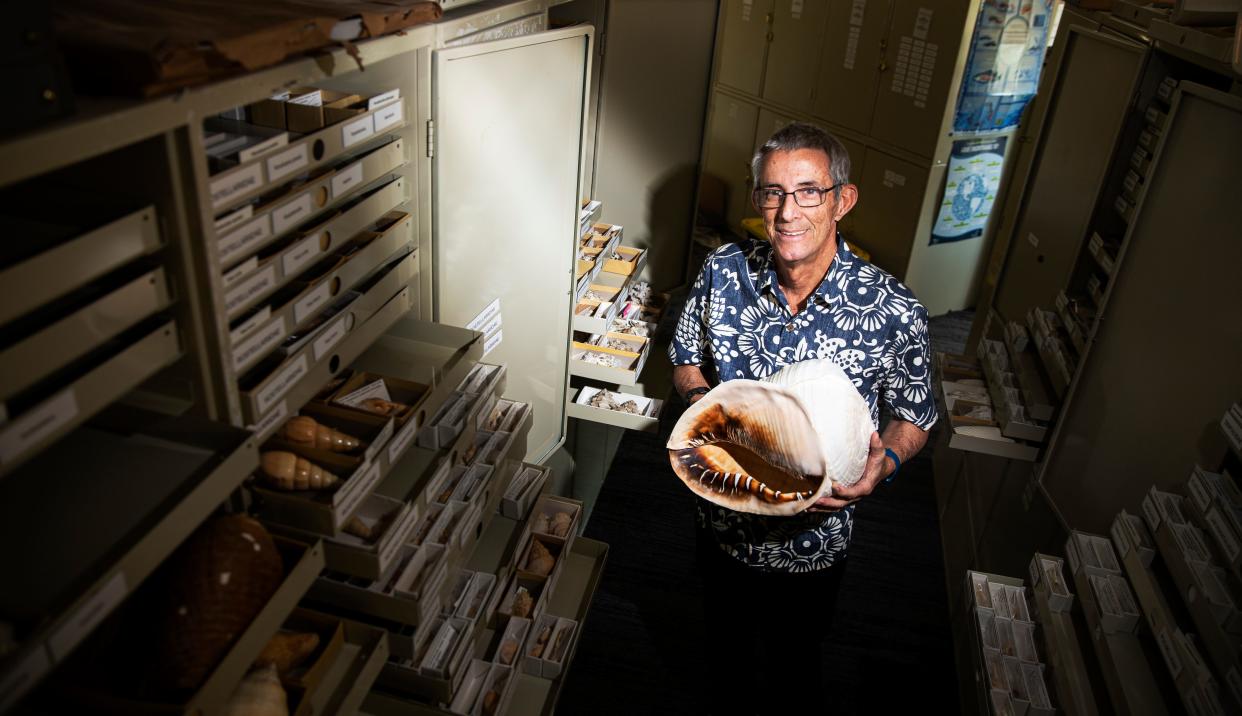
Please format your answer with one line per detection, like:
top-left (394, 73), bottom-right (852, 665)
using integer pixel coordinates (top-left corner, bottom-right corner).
top-left (785, 322), bottom-right (796, 332)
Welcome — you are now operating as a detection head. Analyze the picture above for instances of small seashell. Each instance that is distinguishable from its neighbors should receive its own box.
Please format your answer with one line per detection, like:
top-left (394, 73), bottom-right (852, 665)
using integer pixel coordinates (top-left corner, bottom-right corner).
top-left (511, 587), bottom-right (533, 618)
top-left (524, 539), bottom-right (555, 576)
top-left (533, 512), bottom-right (551, 534)
top-left (498, 638), bottom-right (518, 665)
top-left (260, 451), bottom-right (340, 491)
top-left (359, 397), bottom-right (407, 416)
top-left (549, 512), bottom-right (572, 538)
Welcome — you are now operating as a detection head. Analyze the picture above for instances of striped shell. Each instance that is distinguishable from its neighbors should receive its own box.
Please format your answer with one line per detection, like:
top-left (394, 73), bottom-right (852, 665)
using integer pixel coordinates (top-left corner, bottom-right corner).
top-left (666, 359), bottom-right (873, 515)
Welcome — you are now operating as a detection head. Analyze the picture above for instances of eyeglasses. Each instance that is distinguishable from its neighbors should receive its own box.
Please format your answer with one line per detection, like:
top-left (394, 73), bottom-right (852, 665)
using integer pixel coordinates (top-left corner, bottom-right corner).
top-left (752, 183), bottom-right (844, 209)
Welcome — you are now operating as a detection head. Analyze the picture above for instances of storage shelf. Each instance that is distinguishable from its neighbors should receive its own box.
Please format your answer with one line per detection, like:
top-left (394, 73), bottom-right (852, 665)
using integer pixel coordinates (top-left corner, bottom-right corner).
top-left (311, 619), bottom-right (391, 716)
top-left (1031, 572), bottom-right (1099, 715)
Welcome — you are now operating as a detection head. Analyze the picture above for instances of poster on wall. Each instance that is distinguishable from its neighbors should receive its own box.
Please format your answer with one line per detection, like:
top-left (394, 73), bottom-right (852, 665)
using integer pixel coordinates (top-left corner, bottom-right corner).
top-left (953, 0), bottom-right (1054, 132)
top-left (931, 136), bottom-right (1008, 245)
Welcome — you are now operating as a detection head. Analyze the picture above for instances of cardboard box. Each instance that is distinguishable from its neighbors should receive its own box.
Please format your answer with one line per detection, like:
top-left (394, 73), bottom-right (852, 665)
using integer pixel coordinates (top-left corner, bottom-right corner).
top-left (601, 245), bottom-right (646, 276)
top-left (448, 659), bottom-right (491, 716)
top-left (502, 463), bottom-right (550, 519)
top-left (1066, 530), bottom-right (1122, 577)
top-left (473, 663), bottom-right (516, 715)
top-left (528, 494), bottom-right (582, 546)
top-left (1088, 573), bottom-right (1140, 634)
top-left (493, 616), bottom-right (531, 667)
top-left (330, 370), bottom-right (431, 429)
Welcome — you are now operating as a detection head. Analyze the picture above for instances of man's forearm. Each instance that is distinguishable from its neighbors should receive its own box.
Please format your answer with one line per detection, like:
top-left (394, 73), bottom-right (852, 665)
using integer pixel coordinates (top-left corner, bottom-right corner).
top-left (672, 365), bottom-right (710, 402)
top-left (880, 419), bottom-right (928, 476)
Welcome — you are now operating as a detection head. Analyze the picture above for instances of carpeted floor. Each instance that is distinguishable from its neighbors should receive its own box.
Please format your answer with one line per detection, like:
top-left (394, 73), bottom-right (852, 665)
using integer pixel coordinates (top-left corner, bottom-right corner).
top-left (558, 312), bottom-right (974, 715)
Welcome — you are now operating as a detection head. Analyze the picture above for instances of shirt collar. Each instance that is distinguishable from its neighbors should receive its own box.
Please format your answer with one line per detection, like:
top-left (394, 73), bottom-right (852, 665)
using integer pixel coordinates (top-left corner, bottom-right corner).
top-left (754, 233), bottom-right (855, 309)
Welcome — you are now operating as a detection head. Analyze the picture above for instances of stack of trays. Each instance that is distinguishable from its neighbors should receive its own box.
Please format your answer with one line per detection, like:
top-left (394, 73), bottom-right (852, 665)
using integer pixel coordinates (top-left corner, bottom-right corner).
top-left (966, 571), bottom-right (1056, 716)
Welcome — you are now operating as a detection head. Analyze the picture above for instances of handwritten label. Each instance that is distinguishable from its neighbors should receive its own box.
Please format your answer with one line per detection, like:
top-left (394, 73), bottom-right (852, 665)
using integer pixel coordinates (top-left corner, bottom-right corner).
top-left (218, 214), bottom-right (272, 265)
top-left (282, 234), bottom-right (322, 277)
top-left (229, 306), bottom-right (272, 345)
top-left (332, 161), bottom-right (364, 198)
top-left (266, 143), bottom-right (309, 183)
top-left (256, 354), bottom-right (308, 414)
top-left (368, 89), bottom-right (401, 110)
top-left (233, 316), bottom-right (287, 372)
top-left (272, 193), bottom-right (312, 236)
top-left (225, 265), bottom-right (276, 317)
top-left (374, 101), bottom-right (404, 132)
top-left (343, 115), bottom-right (375, 147)
top-left (210, 163), bottom-right (263, 209)
top-left (214, 204), bottom-right (254, 235)
top-left (238, 133), bottom-right (289, 163)
top-left (247, 400), bottom-right (288, 439)
top-left (0, 646), bottom-right (51, 712)
top-left (0, 390), bottom-right (78, 465)
top-left (312, 315), bottom-right (349, 361)
top-left (294, 282), bottom-right (332, 325)
top-left (221, 256), bottom-right (258, 289)
top-left (49, 572), bottom-right (127, 661)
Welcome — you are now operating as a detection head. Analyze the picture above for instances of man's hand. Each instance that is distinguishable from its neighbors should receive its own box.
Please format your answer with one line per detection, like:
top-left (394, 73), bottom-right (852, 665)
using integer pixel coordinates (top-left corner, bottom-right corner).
top-left (808, 431), bottom-right (887, 512)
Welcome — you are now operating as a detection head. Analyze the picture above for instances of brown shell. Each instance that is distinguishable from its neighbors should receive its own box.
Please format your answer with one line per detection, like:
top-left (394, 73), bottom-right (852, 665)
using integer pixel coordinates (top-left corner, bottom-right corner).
top-left (255, 631), bottom-right (319, 676)
top-left (524, 539), bottom-right (555, 576)
top-left (156, 515), bottom-right (284, 691)
top-left (280, 415), bottom-right (361, 452)
top-left (260, 451), bottom-right (340, 491)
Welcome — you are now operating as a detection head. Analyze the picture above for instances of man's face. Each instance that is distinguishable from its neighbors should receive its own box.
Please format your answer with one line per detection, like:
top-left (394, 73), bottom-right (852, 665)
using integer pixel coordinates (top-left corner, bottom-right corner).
top-left (757, 148), bottom-right (856, 270)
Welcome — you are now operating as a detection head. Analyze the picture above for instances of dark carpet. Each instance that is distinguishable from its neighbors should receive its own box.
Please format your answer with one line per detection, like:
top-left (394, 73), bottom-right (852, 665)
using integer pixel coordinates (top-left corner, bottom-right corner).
top-left (558, 313), bottom-right (973, 715)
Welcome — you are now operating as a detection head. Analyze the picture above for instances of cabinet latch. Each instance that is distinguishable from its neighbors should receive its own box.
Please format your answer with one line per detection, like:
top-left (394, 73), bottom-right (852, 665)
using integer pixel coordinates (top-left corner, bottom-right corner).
top-left (426, 119), bottom-right (435, 158)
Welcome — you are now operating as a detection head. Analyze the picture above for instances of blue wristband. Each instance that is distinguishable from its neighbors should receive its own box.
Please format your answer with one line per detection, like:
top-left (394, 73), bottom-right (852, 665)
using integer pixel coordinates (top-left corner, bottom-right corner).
top-left (883, 448), bottom-right (901, 483)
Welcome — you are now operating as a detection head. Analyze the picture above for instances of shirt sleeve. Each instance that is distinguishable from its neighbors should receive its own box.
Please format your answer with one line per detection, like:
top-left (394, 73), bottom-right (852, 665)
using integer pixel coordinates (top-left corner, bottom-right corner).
top-left (668, 258), bottom-right (713, 366)
top-left (882, 302), bottom-right (939, 430)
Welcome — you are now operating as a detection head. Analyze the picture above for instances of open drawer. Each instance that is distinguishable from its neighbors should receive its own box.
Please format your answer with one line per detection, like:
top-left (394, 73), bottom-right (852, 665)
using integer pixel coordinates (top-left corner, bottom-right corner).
top-left (568, 334), bottom-right (650, 386)
top-left (936, 352), bottom-right (1040, 462)
top-left (568, 385), bottom-right (663, 433)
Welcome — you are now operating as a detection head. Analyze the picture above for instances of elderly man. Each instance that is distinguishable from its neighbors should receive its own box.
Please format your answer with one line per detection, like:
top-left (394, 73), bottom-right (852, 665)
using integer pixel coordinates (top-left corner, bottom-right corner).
top-left (669, 122), bottom-right (937, 714)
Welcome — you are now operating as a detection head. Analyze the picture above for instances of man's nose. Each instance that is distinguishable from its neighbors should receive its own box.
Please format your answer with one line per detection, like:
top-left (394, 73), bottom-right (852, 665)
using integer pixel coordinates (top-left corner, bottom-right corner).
top-left (777, 192), bottom-right (801, 221)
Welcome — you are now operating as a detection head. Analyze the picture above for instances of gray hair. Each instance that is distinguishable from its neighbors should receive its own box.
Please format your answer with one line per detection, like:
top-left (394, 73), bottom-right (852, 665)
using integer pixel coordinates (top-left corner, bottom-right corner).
top-left (751, 122), bottom-right (852, 199)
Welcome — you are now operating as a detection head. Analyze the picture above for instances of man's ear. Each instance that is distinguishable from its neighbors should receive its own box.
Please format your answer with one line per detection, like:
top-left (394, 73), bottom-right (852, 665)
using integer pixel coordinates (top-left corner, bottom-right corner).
top-left (834, 184), bottom-right (859, 221)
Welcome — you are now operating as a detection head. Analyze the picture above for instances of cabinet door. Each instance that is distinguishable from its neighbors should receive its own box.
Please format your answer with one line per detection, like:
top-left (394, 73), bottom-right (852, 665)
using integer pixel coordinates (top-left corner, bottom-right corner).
top-left (717, 0), bottom-right (774, 96)
top-left (850, 146), bottom-right (928, 279)
top-left (993, 29), bottom-right (1145, 321)
top-left (813, 0), bottom-right (894, 134)
top-left (752, 107), bottom-right (797, 154)
top-left (701, 92), bottom-right (761, 232)
top-left (870, 0), bottom-right (969, 158)
top-left (762, 0), bottom-right (831, 112)
top-left (433, 27), bottom-right (592, 462)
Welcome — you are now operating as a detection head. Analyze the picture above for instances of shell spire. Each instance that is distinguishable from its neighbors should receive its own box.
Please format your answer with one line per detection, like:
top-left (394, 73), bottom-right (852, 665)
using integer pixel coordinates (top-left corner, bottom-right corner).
top-left (279, 415), bottom-right (361, 452)
top-left (259, 451), bottom-right (340, 491)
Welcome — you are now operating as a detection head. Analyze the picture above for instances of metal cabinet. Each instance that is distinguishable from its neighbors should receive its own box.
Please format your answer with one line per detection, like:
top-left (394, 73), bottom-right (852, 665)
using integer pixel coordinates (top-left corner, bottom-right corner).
top-left (812, 0), bottom-right (894, 135)
top-left (762, 0), bottom-right (831, 112)
top-left (700, 91), bottom-right (761, 232)
top-left (717, 0), bottom-right (774, 96)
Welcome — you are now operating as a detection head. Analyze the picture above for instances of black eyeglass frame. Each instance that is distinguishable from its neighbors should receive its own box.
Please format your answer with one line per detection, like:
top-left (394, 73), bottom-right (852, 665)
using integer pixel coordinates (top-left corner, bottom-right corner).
top-left (752, 182), bottom-right (845, 210)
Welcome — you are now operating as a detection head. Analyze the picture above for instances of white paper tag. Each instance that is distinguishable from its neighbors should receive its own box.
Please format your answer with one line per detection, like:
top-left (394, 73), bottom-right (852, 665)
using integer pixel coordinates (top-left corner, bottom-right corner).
top-left (373, 101), bottom-right (404, 132)
top-left (272, 193), bottom-right (312, 235)
top-left (913, 7), bottom-right (933, 39)
top-left (0, 390), bottom-right (78, 465)
top-left (232, 315), bottom-right (287, 372)
top-left (381, 505), bottom-right (419, 569)
top-left (483, 330), bottom-right (503, 357)
top-left (0, 646), bottom-right (51, 712)
top-left (256, 354), bottom-right (309, 414)
top-left (289, 89), bottom-right (323, 106)
top-left (337, 379), bottom-right (392, 407)
top-left (294, 282), bottom-right (332, 325)
top-left (467, 298), bottom-right (502, 332)
top-left (247, 400), bottom-right (288, 437)
top-left (282, 234), bottom-right (322, 277)
top-left (388, 417), bottom-right (419, 465)
top-left (368, 88), bottom-right (401, 110)
top-left (210, 163), bottom-right (264, 209)
top-left (214, 203), bottom-right (254, 235)
top-left (337, 461), bottom-right (381, 523)
top-left (48, 572), bottom-right (127, 661)
top-left (218, 214), bottom-right (273, 266)
top-left (238, 132), bottom-right (289, 163)
top-left (312, 315), bottom-right (349, 361)
top-left (225, 265), bottom-right (276, 317)
top-left (229, 305), bottom-right (272, 345)
top-left (221, 255), bottom-right (258, 289)
top-left (332, 161), bottom-right (364, 198)
top-left (265, 143), bottom-right (309, 183)
top-left (343, 115), bottom-right (376, 147)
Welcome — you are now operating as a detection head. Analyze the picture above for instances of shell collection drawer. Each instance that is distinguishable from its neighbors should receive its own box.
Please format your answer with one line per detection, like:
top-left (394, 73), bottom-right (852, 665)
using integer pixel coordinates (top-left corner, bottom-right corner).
top-left (568, 386), bottom-right (663, 433)
top-left (568, 333), bottom-right (650, 386)
top-left (936, 352), bottom-right (1040, 462)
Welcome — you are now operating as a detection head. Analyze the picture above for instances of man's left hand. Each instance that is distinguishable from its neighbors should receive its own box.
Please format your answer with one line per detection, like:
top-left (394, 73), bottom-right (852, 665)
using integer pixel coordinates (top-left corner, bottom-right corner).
top-left (807, 431), bottom-right (888, 512)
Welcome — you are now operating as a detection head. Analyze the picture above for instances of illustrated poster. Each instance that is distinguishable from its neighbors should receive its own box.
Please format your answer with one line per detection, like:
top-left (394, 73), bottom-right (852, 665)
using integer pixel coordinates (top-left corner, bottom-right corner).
top-left (931, 136), bottom-right (1008, 245)
top-left (953, 0), bottom-right (1054, 132)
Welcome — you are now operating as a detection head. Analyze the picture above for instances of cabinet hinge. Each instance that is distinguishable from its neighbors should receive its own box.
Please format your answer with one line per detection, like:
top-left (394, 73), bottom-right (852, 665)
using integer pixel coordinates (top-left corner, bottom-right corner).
top-left (426, 119), bottom-right (435, 158)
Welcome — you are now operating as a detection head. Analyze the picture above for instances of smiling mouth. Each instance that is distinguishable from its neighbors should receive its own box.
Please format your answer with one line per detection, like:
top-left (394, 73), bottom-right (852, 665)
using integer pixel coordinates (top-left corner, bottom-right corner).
top-left (776, 228), bottom-right (809, 238)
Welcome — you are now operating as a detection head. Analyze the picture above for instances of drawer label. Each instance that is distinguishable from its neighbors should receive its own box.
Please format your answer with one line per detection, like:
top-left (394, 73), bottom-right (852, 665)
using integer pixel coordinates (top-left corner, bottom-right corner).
top-left (0, 390), bottom-right (79, 465)
top-left (266, 143), bottom-right (309, 183)
top-left (49, 572), bottom-right (127, 661)
top-left (343, 115), bottom-right (376, 147)
top-left (483, 330), bottom-right (503, 357)
top-left (210, 163), bottom-right (264, 209)
top-left (388, 416), bottom-right (419, 465)
top-left (0, 645), bottom-right (51, 712)
top-left (374, 101), bottom-right (404, 132)
top-left (272, 192), bottom-right (312, 235)
top-left (368, 89), bottom-right (401, 111)
top-left (218, 214), bottom-right (272, 266)
top-left (294, 282), bottom-right (332, 325)
top-left (214, 204), bottom-right (254, 235)
top-left (256, 354), bottom-right (309, 414)
top-left (247, 400), bottom-right (288, 438)
top-left (312, 315), bottom-right (350, 361)
top-left (381, 505), bottom-right (420, 569)
top-left (233, 315), bottom-right (287, 372)
top-left (338, 461), bottom-right (382, 522)
top-left (332, 161), bottom-right (364, 198)
top-left (229, 305), bottom-right (272, 345)
top-left (238, 132), bottom-right (288, 163)
top-left (225, 265), bottom-right (276, 317)
top-left (282, 233), bottom-right (322, 277)
top-left (221, 255), bottom-right (258, 289)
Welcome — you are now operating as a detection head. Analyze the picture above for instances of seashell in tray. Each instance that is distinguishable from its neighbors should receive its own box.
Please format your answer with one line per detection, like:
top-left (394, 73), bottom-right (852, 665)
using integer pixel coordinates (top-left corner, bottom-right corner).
top-left (666, 359), bottom-right (873, 516)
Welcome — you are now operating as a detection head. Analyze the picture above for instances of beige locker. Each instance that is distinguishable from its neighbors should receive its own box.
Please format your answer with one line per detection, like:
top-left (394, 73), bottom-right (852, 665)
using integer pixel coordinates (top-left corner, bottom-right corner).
top-left (701, 92), bottom-right (761, 231)
top-left (994, 30), bottom-right (1146, 321)
top-left (833, 134), bottom-right (867, 242)
top-left (813, 0), bottom-right (894, 135)
top-left (762, 0), bottom-right (830, 112)
top-left (752, 107), bottom-right (797, 153)
top-left (717, 0), bottom-right (774, 97)
top-left (869, 0), bottom-right (969, 158)
top-left (850, 146), bottom-right (928, 279)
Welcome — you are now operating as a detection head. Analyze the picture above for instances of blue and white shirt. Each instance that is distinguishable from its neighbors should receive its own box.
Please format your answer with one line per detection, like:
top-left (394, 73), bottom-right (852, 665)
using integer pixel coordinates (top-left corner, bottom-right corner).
top-left (669, 237), bottom-right (938, 572)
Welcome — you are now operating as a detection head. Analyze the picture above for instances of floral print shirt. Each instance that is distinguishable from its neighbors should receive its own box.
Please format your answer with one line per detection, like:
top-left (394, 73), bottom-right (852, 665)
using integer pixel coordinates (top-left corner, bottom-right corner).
top-left (668, 236), bottom-right (938, 572)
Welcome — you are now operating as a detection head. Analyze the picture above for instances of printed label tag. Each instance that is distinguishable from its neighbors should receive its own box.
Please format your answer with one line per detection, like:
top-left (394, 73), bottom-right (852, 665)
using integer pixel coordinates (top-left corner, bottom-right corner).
top-left (0, 646), bottom-right (51, 712)
top-left (266, 143), bottom-right (309, 183)
top-left (238, 132), bottom-right (289, 163)
top-left (229, 305), bottom-right (272, 345)
top-left (373, 101), bottom-right (404, 132)
top-left (388, 417), bottom-right (419, 465)
top-left (0, 390), bottom-right (79, 464)
top-left (225, 265), bottom-right (276, 317)
top-left (340, 461), bottom-right (383, 522)
top-left (337, 379), bottom-right (392, 407)
top-left (483, 330), bottom-right (503, 357)
top-left (312, 315), bottom-right (349, 361)
top-left (294, 282), bottom-right (332, 325)
top-left (282, 233), bottom-right (322, 277)
top-left (467, 298), bottom-right (501, 332)
top-left (218, 214), bottom-right (272, 265)
top-left (247, 400), bottom-right (288, 439)
top-left (232, 316), bottom-right (287, 372)
top-left (368, 89), bottom-right (401, 110)
top-left (214, 204), bottom-right (254, 235)
top-left (48, 572), bottom-right (127, 661)
top-left (221, 256), bottom-right (259, 289)
top-left (210, 163), bottom-right (263, 209)
top-left (289, 89), bottom-right (323, 106)
top-left (343, 115), bottom-right (376, 147)
top-left (256, 355), bottom-right (308, 414)
top-left (272, 193), bottom-right (312, 235)
top-left (332, 161), bottom-right (364, 198)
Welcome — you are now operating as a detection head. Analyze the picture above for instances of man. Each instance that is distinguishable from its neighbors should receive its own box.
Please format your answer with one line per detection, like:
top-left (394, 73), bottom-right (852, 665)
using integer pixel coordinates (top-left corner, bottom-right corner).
top-left (669, 122), bottom-right (937, 714)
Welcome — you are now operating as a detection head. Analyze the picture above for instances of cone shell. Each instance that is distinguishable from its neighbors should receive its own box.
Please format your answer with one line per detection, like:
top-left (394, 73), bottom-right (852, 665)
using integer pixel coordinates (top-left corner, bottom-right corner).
top-left (279, 415), bottom-right (361, 452)
top-left (666, 359), bottom-right (873, 516)
top-left (260, 451), bottom-right (340, 491)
